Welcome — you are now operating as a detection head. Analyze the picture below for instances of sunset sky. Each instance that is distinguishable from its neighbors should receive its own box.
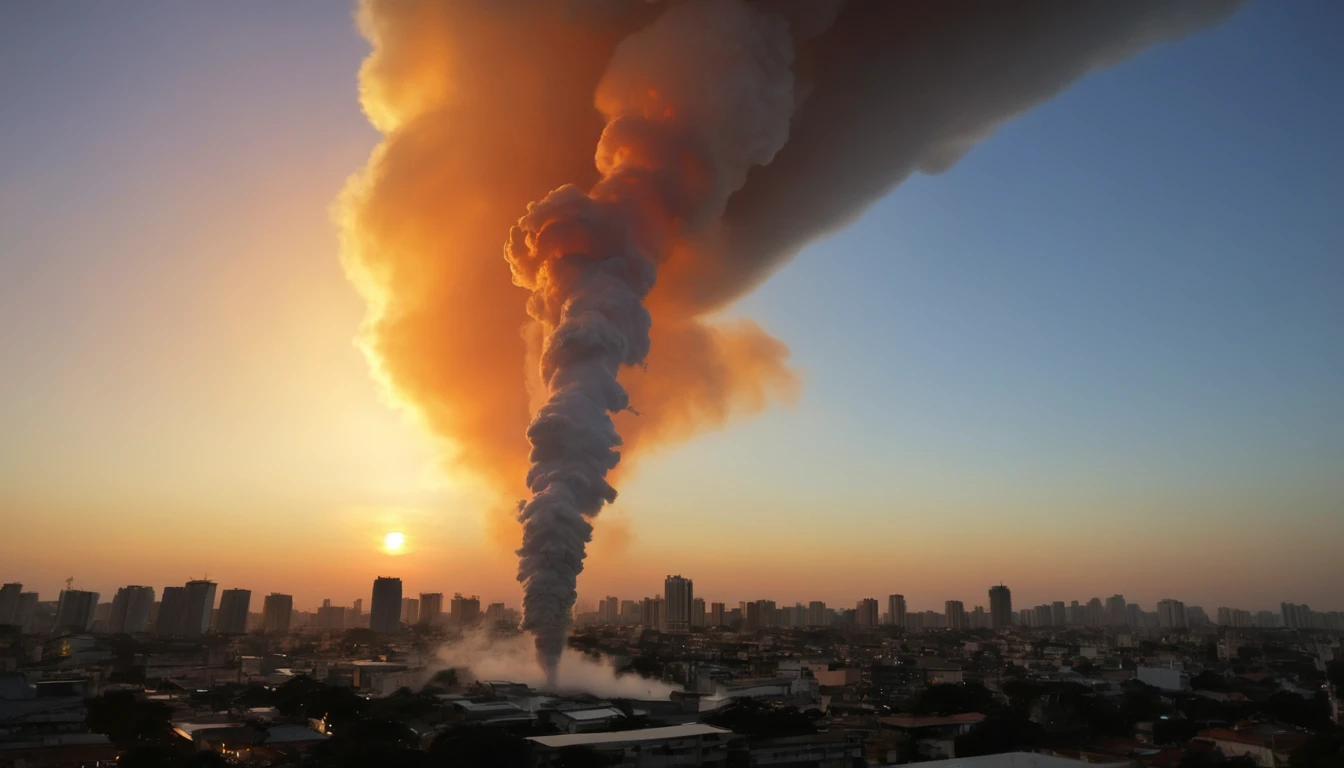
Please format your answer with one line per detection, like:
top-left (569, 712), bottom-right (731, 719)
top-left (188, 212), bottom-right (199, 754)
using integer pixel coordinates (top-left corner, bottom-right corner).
top-left (2, 1), bottom-right (1341, 614)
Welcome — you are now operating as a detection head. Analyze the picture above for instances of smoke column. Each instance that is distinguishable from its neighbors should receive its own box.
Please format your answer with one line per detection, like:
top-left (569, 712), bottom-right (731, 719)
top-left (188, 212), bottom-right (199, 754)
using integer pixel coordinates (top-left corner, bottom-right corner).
top-left (505, 0), bottom-right (796, 680)
top-left (338, 0), bottom-right (1240, 679)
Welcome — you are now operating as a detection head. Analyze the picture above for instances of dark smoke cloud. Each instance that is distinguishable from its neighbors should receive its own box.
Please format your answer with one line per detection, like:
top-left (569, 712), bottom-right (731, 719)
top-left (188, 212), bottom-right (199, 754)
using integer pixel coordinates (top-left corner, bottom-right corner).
top-left (657, 0), bottom-right (1243, 313)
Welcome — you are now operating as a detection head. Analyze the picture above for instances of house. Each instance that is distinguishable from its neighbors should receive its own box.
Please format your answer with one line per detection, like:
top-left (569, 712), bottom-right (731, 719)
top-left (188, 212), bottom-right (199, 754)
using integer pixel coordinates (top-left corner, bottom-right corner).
top-left (526, 723), bottom-right (736, 767)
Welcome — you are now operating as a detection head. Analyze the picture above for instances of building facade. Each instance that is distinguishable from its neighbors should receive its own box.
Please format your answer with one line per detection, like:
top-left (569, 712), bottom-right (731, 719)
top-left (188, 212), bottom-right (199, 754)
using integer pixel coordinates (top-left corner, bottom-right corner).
top-left (370, 577), bottom-right (402, 634)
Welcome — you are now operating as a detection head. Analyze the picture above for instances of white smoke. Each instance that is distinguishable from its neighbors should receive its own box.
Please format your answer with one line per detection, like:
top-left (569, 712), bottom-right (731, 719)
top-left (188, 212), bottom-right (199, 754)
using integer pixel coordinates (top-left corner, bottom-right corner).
top-left (431, 631), bottom-right (679, 700)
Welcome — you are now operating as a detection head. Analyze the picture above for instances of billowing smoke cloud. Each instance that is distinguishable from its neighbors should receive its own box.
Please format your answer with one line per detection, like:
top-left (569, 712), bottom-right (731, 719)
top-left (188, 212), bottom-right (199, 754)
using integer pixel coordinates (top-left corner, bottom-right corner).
top-left (506, 0), bottom-right (795, 679)
top-left (339, 0), bottom-right (1239, 680)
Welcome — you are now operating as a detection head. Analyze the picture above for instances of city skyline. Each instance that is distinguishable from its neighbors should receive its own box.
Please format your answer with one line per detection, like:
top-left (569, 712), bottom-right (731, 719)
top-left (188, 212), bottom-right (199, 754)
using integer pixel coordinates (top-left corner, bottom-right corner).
top-left (2, 2), bottom-right (1341, 611)
top-left (3, 572), bottom-right (1337, 620)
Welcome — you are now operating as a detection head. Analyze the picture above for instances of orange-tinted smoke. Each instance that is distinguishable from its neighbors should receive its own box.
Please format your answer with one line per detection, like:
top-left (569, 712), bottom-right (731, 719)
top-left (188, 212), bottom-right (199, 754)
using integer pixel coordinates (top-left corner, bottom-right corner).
top-left (338, 0), bottom-right (799, 532)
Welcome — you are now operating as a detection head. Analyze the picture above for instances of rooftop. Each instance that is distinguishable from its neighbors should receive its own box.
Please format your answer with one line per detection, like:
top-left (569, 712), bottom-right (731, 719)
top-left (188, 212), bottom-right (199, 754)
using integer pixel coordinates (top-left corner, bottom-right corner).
top-left (527, 723), bottom-right (732, 749)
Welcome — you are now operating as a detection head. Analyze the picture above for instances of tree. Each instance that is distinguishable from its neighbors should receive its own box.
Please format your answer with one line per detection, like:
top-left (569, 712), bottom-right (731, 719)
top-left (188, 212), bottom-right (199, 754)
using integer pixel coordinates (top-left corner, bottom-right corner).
top-left (911, 683), bottom-right (996, 716)
top-left (429, 727), bottom-right (530, 768)
top-left (702, 699), bottom-right (816, 738)
top-left (85, 690), bottom-right (175, 747)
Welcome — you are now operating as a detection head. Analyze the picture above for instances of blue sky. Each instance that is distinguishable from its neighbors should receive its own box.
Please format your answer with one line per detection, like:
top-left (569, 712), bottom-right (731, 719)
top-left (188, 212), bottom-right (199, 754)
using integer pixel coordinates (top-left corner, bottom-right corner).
top-left (0, 1), bottom-right (1340, 610)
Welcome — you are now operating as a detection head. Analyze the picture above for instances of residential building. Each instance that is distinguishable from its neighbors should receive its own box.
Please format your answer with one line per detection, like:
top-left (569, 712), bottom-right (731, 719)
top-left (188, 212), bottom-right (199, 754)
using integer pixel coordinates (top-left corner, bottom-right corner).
top-left (691, 597), bottom-right (706, 628)
top-left (1157, 598), bottom-right (1187, 629)
top-left (807, 601), bottom-right (827, 627)
top-left (945, 600), bottom-right (967, 630)
top-left (401, 597), bottom-right (420, 625)
top-left (450, 594), bottom-right (480, 626)
top-left (215, 589), bottom-right (250, 635)
top-left (856, 598), bottom-right (879, 628)
top-left (989, 585), bottom-right (1012, 629)
top-left (0, 583), bottom-right (22, 626)
top-left (180, 580), bottom-right (218, 637)
top-left (710, 602), bottom-right (725, 627)
top-left (262, 593), bottom-right (293, 634)
top-left (157, 586), bottom-right (186, 636)
top-left (887, 595), bottom-right (906, 628)
top-left (664, 575), bottom-right (694, 632)
top-left (1106, 594), bottom-right (1127, 626)
top-left (109, 585), bottom-right (155, 634)
top-left (370, 577), bottom-right (402, 634)
top-left (419, 593), bottom-right (443, 625)
top-left (1051, 601), bottom-right (1066, 626)
top-left (53, 589), bottom-right (99, 633)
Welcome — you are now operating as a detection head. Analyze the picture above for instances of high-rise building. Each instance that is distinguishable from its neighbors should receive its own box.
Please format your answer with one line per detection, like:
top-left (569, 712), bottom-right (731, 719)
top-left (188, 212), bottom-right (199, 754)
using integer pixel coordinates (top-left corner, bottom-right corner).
top-left (1051, 601), bottom-right (1067, 627)
top-left (989, 585), bottom-right (1012, 629)
top-left (1032, 604), bottom-right (1052, 627)
top-left (348, 599), bottom-right (364, 627)
top-left (856, 598), bottom-right (879, 628)
top-left (710, 602), bottom-right (725, 627)
top-left (970, 606), bottom-right (989, 629)
top-left (945, 600), bottom-right (968, 630)
top-left (14, 593), bottom-right (38, 633)
top-left (1127, 603), bottom-right (1143, 627)
top-left (486, 602), bottom-right (507, 625)
top-left (603, 596), bottom-right (619, 624)
top-left (179, 580), bottom-right (218, 638)
top-left (262, 593), bottom-right (292, 634)
top-left (806, 601), bottom-right (827, 627)
top-left (157, 586), bottom-right (186, 636)
top-left (691, 597), bottom-right (706, 628)
top-left (663, 575), bottom-right (694, 633)
top-left (1106, 595), bottom-right (1127, 626)
top-left (401, 598), bottom-right (420, 625)
top-left (621, 600), bottom-right (640, 624)
top-left (1068, 600), bottom-right (1083, 625)
top-left (216, 589), bottom-right (251, 635)
top-left (1084, 597), bottom-right (1104, 627)
top-left (451, 594), bottom-right (480, 626)
top-left (54, 589), bottom-right (100, 634)
top-left (370, 577), bottom-right (402, 634)
top-left (317, 600), bottom-right (346, 630)
top-left (419, 593), bottom-right (444, 625)
top-left (641, 596), bottom-right (664, 630)
top-left (1157, 598), bottom-right (1187, 629)
top-left (0, 583), bottom-right (22, 626)
top-left (887, 595), bottom-right (906, 628)
top-left (1186, 606), bottom-right (1209, 627)
top-left (109, 586), bottom-right (155, 634)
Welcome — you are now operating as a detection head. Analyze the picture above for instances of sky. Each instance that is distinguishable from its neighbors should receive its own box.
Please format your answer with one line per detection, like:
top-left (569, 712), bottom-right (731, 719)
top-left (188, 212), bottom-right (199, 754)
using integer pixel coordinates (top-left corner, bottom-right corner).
top-left (1, 1), bottom-right (1340, 615)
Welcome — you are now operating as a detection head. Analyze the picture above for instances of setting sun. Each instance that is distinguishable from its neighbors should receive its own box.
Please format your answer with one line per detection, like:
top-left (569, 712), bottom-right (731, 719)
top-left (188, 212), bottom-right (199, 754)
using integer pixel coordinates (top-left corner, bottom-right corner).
top-left (383, 531), bottom-right (406, 554)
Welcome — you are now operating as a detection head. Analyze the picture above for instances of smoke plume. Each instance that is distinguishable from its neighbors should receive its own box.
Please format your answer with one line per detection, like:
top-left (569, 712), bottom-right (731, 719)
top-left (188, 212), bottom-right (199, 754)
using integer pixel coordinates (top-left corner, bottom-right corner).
top-left (506, 0), bottom-right (795, 679)
top-left (339, 0), bottom-right (1240, 680)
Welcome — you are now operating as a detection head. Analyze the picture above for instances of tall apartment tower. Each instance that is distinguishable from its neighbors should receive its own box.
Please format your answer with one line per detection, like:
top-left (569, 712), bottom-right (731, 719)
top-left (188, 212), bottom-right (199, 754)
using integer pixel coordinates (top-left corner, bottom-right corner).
top-left (807, 601), bottom-right (828, 627)
top-left (604, 596), bottom-right (619, 624)
top-left (710, 602), bottom-right (725, 627)
top-left (370, 577), bottom-right (403, 634)
top-left (402, 597), bottom-right (420, 625)
top-left (451, 594), bottom-right (481, 626)
top-left (856, 598), bottom-right (879, 627)
top-left (1157, 598), bottom-right (1187, 629)
top-left (109, 586), bottom-right (155, 634)
top-left (989, 585), bottom-right (1013, 629)
top-left (179, 580), bottom-right (218, 637)
top-left (1106, 595), bottom-right (1128, 626)
top-left (0, 583), bottom-right (22, 626)
top-left (54, 589), bottom-right (100, 634)
top-left (262, 593), bottom-right (293, 634)
top-left (691, 597), bottom-right (706, 627)
top-left (663, 575), bottom-right (694, 633)
top-left (887, 595), bottom-right (907, 627)
top-left (157, 586), bottom-right (186, 636)
top-left (216, 589), bottom-right (251, 635)
top-left (945, 600), bottom-right (968, 630)
top-left (419, 593), bottom-right (443, 625)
